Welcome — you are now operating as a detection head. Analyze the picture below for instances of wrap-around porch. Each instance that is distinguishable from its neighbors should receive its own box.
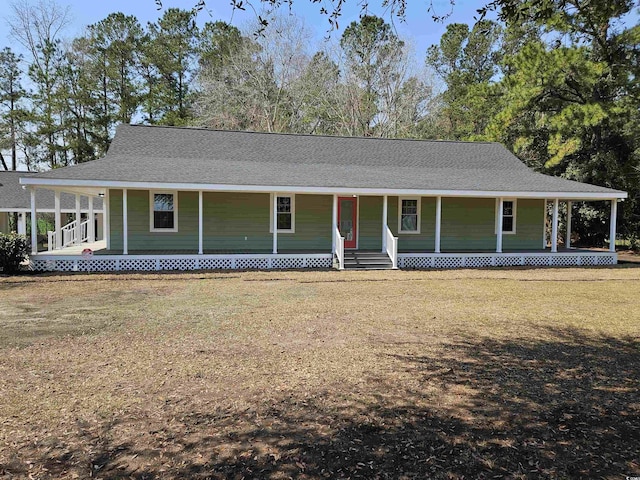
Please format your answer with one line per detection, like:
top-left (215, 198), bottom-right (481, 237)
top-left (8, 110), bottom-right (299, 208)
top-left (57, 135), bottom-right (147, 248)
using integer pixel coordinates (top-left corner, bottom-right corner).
top-left (28, 188), bottom-right (620, 271)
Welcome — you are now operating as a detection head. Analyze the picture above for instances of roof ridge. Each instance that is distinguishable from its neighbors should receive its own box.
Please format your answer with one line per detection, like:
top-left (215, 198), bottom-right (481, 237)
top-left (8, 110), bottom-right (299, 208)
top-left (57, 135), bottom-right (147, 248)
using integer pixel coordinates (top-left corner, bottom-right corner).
top-left (120, 123), bottom-right (501, 146)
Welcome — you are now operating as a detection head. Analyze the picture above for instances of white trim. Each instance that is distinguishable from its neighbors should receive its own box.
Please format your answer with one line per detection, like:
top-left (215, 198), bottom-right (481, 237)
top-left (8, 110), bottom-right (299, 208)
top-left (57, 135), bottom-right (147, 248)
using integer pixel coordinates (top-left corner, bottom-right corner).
top-left (105, 190), bottom-right (110, 250)
top-left (54, 191), bottom-right (61, 250)
top-left (149, 190), bottom-right (179, 233)
top-left (398, 197), bottom-right (421, 234)
top-left (542, 199), bottom-right (547, 249)
top-left (551, 198), bottom-right (559, 253)
top-left (332, 194), bottom-right (337, 252)
top-left (0, 208), bottom-right (104, 213)
top-left (33, 253), bottom-right (333, 260)
top-left (494, 198), bottom-right (517, 235)
top-left (18, 212), bottom-right (26, 235)
top-left (269, 193), bottom-right (296, 233)
top-left (496, 198), bottom-right (503, 253)
top-left (610, 199), bottom-right (618, 253)
top-left (30, 189), bottom-right (37, 255)
top-left (123, 189), bottom-right (128, 255)
top-left (75, 194), bottom-right (82, 245)
top-left (398, 251), bottom-right (616, 258)
top-left (28, 251), bottom-right (617, 272)
top-left (382, 195), bottom-right (388, 252)
top-left (435, 196), bottom-right (442, 253)
top-left (356, 195), bottom-right (360, 250)
top-left (198, 190), bottom-right (203, 255)
top-left (88, 196), bottom-right (95, 243)
top-left (272, 192), bottom-right (278, 254)
top-left (566, 201), bottom-right (572, 248)
top-left (18, 177), bottom-right (628, 200)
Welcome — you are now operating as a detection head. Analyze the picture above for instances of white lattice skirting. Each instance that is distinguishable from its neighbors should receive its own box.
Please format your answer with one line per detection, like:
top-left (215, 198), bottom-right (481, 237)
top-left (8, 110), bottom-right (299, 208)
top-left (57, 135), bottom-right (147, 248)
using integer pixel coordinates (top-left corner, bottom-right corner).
top-left (398, 252), bottom-right (617, 269)
top-left (30, 254), bottom-right (333, 272)
top-left (29, 252), bottom-right (617, 272)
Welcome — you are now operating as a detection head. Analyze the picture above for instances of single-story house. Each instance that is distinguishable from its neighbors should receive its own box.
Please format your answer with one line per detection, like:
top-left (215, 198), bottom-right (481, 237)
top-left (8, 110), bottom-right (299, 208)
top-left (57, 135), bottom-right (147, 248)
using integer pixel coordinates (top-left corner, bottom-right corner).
top-left (19, 124), bottom-right (627, 271)
top-left (0, 171), bottom-right (104, 250)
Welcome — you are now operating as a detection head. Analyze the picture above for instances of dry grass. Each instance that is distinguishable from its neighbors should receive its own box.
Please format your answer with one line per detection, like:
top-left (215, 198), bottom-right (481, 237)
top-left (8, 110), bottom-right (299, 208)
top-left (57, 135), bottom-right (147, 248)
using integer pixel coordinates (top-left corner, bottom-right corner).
top-left (0, 267), bottom-right (639, 479)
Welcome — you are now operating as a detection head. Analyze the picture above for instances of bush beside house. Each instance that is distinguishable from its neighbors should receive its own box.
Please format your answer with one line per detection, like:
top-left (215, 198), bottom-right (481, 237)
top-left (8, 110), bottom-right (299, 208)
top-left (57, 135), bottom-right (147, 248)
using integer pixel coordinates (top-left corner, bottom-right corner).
top-left (0, 233), bottom-right (28, 273)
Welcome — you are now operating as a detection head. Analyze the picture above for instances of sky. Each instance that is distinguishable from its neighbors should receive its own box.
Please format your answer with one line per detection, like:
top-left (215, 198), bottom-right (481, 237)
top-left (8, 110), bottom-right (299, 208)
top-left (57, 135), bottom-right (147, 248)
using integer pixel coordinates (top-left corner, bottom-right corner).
top-left (0, 0), bottom-right (495, 60)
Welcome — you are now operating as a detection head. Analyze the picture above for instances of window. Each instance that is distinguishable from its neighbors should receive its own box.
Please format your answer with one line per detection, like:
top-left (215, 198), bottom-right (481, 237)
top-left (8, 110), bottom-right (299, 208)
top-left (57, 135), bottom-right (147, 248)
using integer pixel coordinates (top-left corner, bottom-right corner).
top-left (270, 194), bottom-right (295, 233)
top-left (496, 199), bottom-right (516, 234)
top-left (399, 197), bottom-right (420, 234)
top-left (150, 191), bottom-right (178, 232)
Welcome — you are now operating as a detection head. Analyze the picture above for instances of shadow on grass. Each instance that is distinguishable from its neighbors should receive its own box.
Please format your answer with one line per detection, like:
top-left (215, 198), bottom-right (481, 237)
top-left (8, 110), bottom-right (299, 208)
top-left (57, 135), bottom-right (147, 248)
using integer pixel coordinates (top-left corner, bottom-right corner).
top-left (4, 327), bottom-right (639, 479)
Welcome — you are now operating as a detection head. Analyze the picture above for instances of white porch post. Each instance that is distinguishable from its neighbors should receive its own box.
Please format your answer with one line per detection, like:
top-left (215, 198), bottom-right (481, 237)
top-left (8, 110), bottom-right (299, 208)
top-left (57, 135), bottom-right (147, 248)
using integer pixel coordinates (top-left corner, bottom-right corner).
top-left (496, 197), bottom-right (503, 253)
top-left (551, 198), bottom-right (559, 253)
top-left (122, 189), bottom-right (128, 255)
top-left (382, 195), bottom-right (388, 252)
top-left (104, 190), bottom-right (110, 248)
top-left (435, 196), bottom-right (442, 253)
top-left (272, 193), bottom-right (278, 254)
top-left (18, 212), bottom-right (26, 235)
top-left (609, 199), bottom-right (618, 253)
top-left (198, 190), bottom-right (203, 255)
top-left (75, 194), bottom-right (82, 245)
top-left (566, 201), bottom-right (572, 249)
top-left (30, 188), bottom-right (37, 255)
top-left (332, 194), bottom-right (338, 252)
top-left (54, 191), bottom-right (61, 250)
top-left (88, 196), bottom-right (95, 242)
top-left (542, 199), bottom-right (547, 249)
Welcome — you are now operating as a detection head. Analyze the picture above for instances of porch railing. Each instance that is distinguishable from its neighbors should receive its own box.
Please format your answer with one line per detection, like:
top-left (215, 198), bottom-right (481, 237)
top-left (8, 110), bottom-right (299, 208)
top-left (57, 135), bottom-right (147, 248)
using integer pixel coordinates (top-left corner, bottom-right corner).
top-left (334, 226), bottom-right (345, 270)
top-left (385, 225), bottom-right (398, 269)
top-left (48, 219), bottom-right (91, 251)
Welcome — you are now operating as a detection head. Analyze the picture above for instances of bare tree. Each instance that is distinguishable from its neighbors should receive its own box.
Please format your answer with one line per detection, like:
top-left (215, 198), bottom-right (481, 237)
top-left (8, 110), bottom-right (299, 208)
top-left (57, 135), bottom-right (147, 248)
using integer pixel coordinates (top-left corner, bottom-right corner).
top-left (8, 0), bottom-right (71, 168)
top-left (195, 14), bottom-right (312, 133)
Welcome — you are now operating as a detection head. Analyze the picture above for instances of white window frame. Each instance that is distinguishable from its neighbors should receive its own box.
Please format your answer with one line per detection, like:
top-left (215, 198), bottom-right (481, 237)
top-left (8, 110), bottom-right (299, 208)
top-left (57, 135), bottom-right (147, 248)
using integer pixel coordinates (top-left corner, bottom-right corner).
top-left (269, 194), bottom-right (295, 233)
top-left (495, 198), bottom-right (517, 235)
top-left (149, 190), bottom-right (178, 232)
top-left (398, 197), bottom-right (421, 234)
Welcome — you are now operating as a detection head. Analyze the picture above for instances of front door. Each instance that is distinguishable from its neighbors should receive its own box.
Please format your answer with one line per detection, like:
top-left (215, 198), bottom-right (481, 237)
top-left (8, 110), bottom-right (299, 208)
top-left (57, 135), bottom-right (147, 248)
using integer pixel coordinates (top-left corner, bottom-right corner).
top-left (338, 196), bottom-right (357, 249)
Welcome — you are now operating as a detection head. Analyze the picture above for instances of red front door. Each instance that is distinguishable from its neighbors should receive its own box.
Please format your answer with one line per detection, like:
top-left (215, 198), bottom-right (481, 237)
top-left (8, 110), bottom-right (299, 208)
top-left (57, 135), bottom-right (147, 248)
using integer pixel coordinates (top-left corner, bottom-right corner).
top-left (338, 196), bottom-right (358, 249)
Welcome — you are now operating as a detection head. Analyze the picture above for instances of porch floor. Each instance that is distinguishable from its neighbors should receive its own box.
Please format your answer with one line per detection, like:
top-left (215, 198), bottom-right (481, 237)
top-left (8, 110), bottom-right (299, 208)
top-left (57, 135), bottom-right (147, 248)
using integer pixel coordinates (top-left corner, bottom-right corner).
top-left (34, 241), bottom-right (608, 256)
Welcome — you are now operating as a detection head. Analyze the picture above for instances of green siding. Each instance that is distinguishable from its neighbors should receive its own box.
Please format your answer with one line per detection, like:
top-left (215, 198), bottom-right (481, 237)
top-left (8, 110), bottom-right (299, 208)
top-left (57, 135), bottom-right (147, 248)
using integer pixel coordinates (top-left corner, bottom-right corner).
top-left (358, 196), bottom-right (383, 250)
top-left (387, 197), bottom-right (437, 252)
top-left (109, 190), bottom-right (332, 252)
top-left (0, 213), bottom-right (9, 233)
top-left (108, 190), bottom-right (544, 253)
top-left (441, 197), bottom-right (496, 250)
top-left (441, 197), bottom-right (543, 251)
top-left (278, 195), bottom-right (331, 251)
top-left (202, 192), bottom-right (271, 251)
top-left (503, 199), bottom-right (544, 250)
top-left (109, 190), bottom-right (124, 250)
top-left (110, 190), bottom-right (198, 251)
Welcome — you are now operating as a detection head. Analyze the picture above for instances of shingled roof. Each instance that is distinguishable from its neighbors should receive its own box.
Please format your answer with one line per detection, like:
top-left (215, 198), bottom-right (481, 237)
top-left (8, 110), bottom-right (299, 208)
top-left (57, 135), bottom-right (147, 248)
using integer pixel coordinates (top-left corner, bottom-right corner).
top-left (0, 171), bottom-right (103, 211)
top-left (22, 124), bottom-right (626, 198)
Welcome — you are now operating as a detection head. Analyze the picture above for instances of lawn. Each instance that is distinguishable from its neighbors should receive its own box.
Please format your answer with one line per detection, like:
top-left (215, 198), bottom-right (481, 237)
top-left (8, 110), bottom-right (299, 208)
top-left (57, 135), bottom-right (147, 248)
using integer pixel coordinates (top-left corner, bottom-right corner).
top-left (0, 267), bottom-right (638, 479)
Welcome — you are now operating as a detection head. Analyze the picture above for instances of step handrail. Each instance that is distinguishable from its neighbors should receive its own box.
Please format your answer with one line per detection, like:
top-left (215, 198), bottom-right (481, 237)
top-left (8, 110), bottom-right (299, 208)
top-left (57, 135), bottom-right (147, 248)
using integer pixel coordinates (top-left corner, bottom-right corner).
top-left (334, 226), bottom-right (345, 270)
top-left (47, 218), bottom-right (92, 251)
top-left (385, 225), bottom-right (398, 269)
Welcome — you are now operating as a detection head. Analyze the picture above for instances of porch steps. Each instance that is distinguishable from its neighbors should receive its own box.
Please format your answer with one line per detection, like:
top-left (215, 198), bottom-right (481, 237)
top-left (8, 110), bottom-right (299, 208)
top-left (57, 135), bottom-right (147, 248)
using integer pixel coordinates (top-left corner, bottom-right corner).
top-left (343, 251), bottom-right (394, 270)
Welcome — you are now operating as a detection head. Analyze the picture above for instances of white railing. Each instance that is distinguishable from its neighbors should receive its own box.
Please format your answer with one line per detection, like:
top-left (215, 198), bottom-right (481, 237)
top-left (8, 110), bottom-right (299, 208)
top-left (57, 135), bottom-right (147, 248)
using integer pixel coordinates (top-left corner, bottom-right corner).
top-left (48, 219), bottom-right (91, 251)
top-left (385, 225), bottom-right (398, 269)
top-left (334, 226), bottom-right (345, 270)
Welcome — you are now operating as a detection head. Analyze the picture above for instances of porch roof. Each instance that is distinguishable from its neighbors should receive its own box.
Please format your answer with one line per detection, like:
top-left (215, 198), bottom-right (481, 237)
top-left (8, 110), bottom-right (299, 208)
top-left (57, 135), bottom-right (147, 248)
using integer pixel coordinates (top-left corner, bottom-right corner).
top-left (20, 124), bottom-right (627, 199)
top-left (0, 171), bottom-right (103, 212)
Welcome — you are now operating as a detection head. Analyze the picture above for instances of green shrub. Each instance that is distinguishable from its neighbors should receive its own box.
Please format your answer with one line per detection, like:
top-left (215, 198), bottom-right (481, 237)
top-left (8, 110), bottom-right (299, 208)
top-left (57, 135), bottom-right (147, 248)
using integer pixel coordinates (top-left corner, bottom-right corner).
top-left (0, 233), bottom-right (29, 274)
